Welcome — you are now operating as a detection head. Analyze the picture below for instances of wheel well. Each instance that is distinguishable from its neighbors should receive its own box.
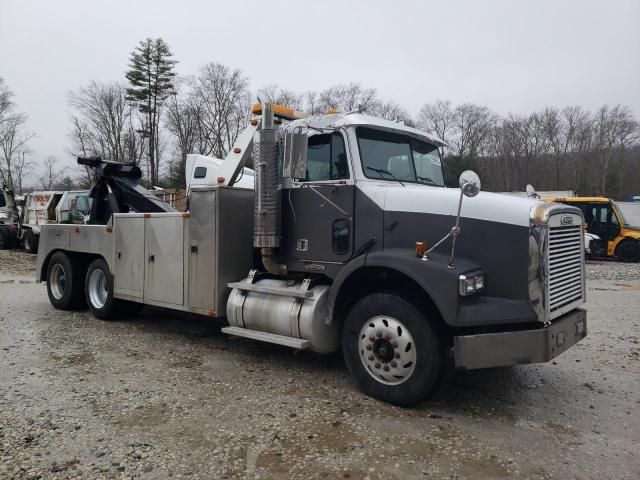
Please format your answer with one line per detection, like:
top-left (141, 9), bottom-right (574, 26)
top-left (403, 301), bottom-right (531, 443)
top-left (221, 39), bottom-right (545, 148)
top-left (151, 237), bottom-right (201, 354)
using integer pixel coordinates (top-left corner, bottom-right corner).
top-left (40, 249), bottom-right (103, 281)
top-left (333, 266), bottom-right (450, 337)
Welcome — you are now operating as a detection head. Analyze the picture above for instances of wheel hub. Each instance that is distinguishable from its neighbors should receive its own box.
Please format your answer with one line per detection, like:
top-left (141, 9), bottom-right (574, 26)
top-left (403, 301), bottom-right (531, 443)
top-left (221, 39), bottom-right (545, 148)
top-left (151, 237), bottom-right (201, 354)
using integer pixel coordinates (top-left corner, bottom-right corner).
top-left (373, 338), bottom-right (394, 362)
top-left (88, 269), bottom-right (108, 309)
top-left (50, 264), bottom-right (66, 300)
top-left (358, 315), bottom-right (417, 385)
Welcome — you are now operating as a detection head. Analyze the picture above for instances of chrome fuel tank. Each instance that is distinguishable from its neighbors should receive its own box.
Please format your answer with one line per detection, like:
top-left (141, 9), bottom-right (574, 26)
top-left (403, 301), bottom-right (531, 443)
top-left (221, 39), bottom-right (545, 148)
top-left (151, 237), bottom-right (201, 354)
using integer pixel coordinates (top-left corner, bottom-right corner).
top-left (226, 279), bottom-right (340, 353)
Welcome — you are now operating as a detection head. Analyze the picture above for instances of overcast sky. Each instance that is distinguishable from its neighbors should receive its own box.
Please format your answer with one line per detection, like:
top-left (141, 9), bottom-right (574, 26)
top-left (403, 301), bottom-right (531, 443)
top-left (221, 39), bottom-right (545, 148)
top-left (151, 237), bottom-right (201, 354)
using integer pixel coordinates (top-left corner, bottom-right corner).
top-left (1, 0), bottom-right (639, 180)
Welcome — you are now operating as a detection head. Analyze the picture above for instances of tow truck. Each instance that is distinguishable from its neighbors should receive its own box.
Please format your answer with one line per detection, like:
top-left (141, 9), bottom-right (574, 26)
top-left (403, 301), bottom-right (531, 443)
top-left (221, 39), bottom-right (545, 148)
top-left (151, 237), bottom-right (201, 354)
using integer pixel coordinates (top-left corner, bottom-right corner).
top-left (35, 95), bottom-right (587, 406)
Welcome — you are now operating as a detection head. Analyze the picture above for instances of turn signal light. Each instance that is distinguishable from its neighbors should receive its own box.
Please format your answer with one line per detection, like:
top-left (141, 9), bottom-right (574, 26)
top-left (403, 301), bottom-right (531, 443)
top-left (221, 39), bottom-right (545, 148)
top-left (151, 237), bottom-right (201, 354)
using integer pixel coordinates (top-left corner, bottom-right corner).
top-left (415, 242), bottom-right (428, 257)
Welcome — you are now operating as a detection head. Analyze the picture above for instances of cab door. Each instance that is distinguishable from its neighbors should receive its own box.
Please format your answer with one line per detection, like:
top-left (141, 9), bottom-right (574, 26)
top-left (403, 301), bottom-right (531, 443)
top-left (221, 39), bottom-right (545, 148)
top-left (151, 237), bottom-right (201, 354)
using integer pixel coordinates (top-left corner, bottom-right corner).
top-left (587, 204), bottom-right (620, 256)
top-left (285, 132), bottom-right (354, 264)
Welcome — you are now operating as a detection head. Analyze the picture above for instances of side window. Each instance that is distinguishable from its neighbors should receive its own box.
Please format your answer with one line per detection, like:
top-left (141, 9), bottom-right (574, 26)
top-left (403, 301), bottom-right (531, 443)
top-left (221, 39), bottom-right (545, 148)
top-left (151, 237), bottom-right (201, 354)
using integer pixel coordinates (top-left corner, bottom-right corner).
top-left (194, 166), bottom-right (207, 179)
top-left (305, 133), bottom-right (349, 181)
top-left (332, 219), bottom-right (350, 254)
top-left (0, 194), bottom-right (5, 208)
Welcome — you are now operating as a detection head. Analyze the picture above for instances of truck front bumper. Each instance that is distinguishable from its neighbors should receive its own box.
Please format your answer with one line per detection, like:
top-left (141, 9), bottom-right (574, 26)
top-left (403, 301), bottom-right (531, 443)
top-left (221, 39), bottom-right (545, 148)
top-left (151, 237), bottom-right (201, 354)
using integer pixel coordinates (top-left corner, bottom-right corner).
top-left (453, 308), bottom-right (587, 370)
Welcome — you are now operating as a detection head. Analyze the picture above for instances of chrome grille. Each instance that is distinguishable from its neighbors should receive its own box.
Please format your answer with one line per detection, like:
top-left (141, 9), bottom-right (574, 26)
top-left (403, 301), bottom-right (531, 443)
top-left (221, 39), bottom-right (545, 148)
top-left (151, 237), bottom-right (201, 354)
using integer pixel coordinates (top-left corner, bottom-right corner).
top-left (547, 219), bottom-right (584, 319)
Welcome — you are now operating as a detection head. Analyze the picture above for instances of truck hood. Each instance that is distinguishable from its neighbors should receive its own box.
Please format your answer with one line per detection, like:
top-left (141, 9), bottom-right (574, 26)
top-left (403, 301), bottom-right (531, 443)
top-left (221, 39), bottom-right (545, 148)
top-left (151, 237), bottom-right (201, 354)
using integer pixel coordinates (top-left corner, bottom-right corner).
top-left (360, 182), bottom-right (544, 226)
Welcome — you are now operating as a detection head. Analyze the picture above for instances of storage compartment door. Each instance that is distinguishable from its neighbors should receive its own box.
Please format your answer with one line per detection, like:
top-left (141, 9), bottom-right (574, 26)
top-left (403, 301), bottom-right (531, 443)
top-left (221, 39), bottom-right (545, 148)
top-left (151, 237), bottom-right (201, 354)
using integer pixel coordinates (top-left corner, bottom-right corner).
top-left (113, 216), bottom-right (145, 299)
top-left (188, 190), bottom-right (216, 311)
top-left (144, 216), bottom-right (184, 305)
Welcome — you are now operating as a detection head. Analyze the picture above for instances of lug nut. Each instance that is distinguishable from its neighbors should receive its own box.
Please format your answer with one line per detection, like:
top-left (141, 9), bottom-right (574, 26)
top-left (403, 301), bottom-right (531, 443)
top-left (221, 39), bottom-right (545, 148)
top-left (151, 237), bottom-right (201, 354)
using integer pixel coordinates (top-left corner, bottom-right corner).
top-left (376, 331), bottom-right (382, 338)
top-left (369, 336), bottom-right (375, 342)
top-left (375, 363), bottom-right (381, 369)
top-left (366, 345), bottom-right (372, 351)
top-left (391, 361), bottom-right (397, 368)
top-left (394, 352), bottom-right (400, 359)
top-left (383, 365), bottom-right (390, 372)
top-left (393, 342), bottom-right (398, 348)
top-left (368, 355), bottom-right (374, 361)
top-left (385, 334), bottom-right (391, 340)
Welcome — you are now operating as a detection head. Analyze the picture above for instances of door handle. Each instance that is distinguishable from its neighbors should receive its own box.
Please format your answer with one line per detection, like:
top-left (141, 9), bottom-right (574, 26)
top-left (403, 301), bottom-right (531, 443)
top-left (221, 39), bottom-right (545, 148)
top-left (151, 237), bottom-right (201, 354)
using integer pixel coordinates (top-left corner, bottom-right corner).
top-left (191, 245), bottom-right (198, 254)
top-left (148, 254), bottom-right (155, 263)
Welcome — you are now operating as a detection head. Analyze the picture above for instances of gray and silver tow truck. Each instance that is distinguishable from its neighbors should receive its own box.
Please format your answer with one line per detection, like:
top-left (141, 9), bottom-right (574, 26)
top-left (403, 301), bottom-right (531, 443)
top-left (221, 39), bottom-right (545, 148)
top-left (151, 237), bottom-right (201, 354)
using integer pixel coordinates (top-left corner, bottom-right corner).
top-left (36, 95), bottom-right (587, 406)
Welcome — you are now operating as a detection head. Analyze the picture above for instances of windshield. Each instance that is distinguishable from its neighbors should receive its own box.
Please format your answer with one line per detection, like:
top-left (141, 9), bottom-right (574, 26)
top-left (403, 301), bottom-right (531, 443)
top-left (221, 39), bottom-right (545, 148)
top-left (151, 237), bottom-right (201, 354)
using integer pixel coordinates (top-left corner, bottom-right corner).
top-left (357, 127), bottom-right (445, 186)
top-left (614, 202), bottom-right (640, 228)
top-left (613, 202), bottom-right (628, 225)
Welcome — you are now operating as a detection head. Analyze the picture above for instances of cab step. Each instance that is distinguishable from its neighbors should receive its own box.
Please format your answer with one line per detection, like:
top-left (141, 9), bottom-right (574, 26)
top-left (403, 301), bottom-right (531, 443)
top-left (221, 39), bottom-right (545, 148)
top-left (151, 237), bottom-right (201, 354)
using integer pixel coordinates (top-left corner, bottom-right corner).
top-left (221, 326), bottom-right (311, 349)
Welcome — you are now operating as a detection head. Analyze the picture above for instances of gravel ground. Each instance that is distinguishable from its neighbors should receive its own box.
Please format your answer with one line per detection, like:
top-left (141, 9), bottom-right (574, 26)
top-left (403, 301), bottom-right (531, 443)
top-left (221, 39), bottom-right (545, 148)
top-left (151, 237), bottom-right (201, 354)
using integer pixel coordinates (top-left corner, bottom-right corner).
top-left (0, 250), bottom-right (37, 276)
top-left (0, 251), bottom-right (639, 479)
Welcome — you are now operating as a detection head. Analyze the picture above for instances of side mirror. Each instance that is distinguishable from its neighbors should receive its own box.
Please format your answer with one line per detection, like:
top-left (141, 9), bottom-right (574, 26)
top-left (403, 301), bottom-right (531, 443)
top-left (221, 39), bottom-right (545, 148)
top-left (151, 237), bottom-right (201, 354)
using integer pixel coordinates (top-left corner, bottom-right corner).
top-left (459, 170), bottom-right (481, 197)
top-left (283, 132), bottom-right (308, 180)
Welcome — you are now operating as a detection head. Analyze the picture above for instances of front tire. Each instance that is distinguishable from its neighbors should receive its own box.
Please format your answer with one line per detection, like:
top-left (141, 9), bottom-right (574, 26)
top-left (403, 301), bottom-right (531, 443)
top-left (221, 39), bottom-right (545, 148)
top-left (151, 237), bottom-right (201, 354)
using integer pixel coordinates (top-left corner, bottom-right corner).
top-left (342, 293), bottom-right (445, 407)
top-left (46, 252), bottom-right (85, 309)
top-left (616, 240), bottom-right (640, 263)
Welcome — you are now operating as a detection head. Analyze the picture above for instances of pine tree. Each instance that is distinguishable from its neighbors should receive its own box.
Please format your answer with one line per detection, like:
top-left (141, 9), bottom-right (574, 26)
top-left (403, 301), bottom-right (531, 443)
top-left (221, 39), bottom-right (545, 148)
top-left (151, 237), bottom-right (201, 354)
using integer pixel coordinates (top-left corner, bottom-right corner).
top-left (125, 38), bottom-right (177, 185)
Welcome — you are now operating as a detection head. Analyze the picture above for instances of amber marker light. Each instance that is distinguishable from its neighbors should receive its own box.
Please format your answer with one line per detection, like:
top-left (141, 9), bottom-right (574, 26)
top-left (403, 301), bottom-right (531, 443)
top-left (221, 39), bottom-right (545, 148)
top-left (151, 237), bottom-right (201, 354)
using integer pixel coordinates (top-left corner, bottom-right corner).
top-left (416, 242), bottom-right (428, 257)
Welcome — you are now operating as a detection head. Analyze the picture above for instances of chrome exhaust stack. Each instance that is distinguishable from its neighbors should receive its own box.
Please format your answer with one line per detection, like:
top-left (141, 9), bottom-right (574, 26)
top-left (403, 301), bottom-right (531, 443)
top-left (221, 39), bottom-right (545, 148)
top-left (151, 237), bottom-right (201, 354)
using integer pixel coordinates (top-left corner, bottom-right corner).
top-left (253, 92), bottom-right (287, 276)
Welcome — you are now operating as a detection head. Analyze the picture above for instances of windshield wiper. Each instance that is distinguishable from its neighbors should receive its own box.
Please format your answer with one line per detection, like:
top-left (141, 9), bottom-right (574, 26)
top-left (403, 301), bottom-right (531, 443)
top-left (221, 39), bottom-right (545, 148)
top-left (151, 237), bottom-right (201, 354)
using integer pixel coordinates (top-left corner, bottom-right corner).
top-left (417, 175), bottom-right (436, 185)
top-left (366, 166), bottom-right (405, 186)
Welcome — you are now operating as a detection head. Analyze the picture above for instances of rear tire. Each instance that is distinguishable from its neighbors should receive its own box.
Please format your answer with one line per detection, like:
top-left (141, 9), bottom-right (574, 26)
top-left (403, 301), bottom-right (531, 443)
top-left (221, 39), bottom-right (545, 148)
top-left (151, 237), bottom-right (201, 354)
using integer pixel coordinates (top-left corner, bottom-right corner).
top-left (342, 293), bottom-right (445, 407)
top-left (46, 252), bottom-right (85, 309)
top-left (616, 240), bottom-right (640, 263)
top-left (85, 258), bottom-right (121, 320)
top-left (23, 230), bottom-right (39, 254)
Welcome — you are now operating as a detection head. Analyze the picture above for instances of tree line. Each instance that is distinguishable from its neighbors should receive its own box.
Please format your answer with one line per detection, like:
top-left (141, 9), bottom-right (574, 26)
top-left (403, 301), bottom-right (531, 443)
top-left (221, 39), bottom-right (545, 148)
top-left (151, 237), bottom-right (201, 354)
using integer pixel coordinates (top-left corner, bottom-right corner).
top-left (2, 36), bottom-right (639, 199)
top-left (418, 101), bottom-right (640, 199)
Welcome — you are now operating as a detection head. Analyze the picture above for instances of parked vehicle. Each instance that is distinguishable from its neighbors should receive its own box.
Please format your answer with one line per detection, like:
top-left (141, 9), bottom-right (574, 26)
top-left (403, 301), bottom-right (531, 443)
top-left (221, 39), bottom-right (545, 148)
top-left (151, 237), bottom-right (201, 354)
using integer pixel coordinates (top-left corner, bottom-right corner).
top-left (617, 202), bottom-right (640, 230)
top-left (542, 196), bottom-right (640, 262)
top-left (0, 183), bottom-right (20, 249)
top-left (36, 96), bottom-right (588, 406)
top-left (0, 187), bottom-right (90, 253)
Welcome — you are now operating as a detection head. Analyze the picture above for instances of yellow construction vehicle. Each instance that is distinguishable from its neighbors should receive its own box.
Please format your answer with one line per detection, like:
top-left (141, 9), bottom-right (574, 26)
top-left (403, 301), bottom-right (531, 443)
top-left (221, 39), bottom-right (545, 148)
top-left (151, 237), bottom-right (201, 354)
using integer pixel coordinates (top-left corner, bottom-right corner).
top-left (542, 196), bottom-right (640, 262)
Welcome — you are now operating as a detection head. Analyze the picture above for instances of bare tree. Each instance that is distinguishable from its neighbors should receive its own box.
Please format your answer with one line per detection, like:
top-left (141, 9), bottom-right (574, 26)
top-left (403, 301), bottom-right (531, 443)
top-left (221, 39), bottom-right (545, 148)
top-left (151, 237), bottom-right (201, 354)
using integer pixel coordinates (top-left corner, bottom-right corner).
top-left (451, 103), bottom-right (497, 158)
top-left (68, 81), bottom-right (143, 163)
top-left (317, 83), bottom-right (380, 113)
top-left (417, 100), bottom-right (455, 146)
top-left (191, 62), bottom-right (251, 159)
top-left (594, 105), bottom-right (639, 195)
top-left (11, 151), bottom-right (32, 194)
top-left (261, 84), bottom-right (304, 111)
top-left (0, 78), bottom-right (35, 192)
top-left (39, 156), bottom-right (65, 190)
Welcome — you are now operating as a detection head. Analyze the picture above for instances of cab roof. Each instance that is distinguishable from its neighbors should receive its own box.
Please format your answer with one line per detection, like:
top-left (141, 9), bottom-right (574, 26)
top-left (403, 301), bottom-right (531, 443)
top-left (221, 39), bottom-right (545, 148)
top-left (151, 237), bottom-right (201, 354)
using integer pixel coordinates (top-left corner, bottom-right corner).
top-left (282, 112), bottom-right (448, 148)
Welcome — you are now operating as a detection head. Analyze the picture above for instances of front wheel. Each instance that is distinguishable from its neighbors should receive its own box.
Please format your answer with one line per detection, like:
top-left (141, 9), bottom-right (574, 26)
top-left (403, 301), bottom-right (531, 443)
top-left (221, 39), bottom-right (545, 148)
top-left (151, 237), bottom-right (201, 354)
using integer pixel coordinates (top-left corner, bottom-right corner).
top-left (616, 240), bottom-right (640, 263)
top-left (342, 293), bottom-right (445, 407)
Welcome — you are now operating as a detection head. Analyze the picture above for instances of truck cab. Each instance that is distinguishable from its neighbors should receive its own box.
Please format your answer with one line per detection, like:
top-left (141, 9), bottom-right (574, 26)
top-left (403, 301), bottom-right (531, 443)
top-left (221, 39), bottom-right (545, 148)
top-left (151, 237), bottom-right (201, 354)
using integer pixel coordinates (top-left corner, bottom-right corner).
top-left (36, 97), bottom-right (588, 406)
top-left (542, 196), bottom-right (640, 262)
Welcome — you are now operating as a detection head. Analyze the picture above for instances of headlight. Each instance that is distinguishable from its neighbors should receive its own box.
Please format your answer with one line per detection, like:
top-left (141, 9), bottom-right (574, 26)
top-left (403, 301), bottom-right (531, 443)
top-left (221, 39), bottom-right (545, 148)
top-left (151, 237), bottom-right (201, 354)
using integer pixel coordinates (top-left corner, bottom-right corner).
top-left (459, 272), bottom-right (485, 296)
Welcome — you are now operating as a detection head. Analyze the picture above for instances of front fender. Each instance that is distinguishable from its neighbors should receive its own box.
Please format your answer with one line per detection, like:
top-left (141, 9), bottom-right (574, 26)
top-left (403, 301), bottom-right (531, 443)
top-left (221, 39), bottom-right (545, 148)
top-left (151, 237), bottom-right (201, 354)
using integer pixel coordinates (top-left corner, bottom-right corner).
top-left (364, 248), bottom-right (471, 325)
top-left (328, 248), bottom-right (538, 328)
